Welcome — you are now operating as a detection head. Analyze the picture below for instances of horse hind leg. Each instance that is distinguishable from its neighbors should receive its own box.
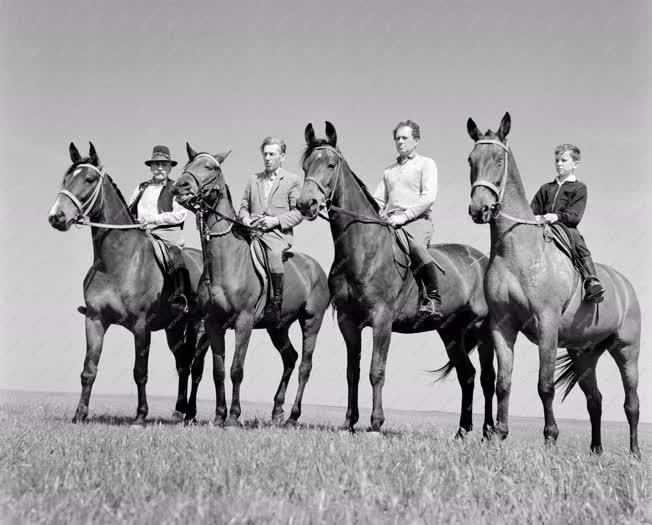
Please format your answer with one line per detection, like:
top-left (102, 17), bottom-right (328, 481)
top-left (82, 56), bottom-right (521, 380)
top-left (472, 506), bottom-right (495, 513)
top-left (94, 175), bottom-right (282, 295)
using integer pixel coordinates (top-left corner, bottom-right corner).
top-left (564, 346), bottom-right (605, 454)
top-left (267, 325), bottom-right (299, 424)
top-left (608, 335), bottom-right (641, 458)
top-left (165, 324), bottom-right (192, 421)
top-left (439, 320), bottom-right (477, 438)
top-left (186, 321), bottom-right (210, 423)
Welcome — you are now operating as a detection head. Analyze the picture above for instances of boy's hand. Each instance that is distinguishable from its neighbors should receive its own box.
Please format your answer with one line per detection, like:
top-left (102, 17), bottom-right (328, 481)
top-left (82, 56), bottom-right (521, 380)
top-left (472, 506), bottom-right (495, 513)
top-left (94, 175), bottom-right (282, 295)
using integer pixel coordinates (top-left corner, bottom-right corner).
top-left (252, 216), bottom-right (279, 230)
top-left (543, 213), bottom-right (558, 224)
top-left (386, 213), bottom-right (408, 228)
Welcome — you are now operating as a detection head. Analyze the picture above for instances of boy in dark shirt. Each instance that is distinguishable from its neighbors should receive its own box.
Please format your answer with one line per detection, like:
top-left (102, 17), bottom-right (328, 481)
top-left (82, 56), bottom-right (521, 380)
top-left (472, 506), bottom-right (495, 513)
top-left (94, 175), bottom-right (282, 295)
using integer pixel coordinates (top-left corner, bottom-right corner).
top-left (530, 144), bottom-right (605, 302)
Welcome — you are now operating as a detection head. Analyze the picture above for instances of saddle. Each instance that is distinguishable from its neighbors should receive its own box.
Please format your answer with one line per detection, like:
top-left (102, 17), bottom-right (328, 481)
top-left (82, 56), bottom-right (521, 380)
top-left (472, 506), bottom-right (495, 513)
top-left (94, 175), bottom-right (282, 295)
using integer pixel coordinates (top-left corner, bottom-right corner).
top-left (545, 223), bottom-right (582, 274)
top-left (147, 232), bottom-right (191, 310)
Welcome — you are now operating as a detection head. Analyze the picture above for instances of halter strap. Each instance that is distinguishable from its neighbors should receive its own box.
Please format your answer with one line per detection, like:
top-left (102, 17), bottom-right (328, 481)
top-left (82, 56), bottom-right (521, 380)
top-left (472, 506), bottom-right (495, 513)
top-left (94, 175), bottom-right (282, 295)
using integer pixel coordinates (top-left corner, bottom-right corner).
top-left (470, 139), bottom-right (544, 226)
top-left (304, 146), bottom-right (389, 225)
top-left (58, 163), bottom-right (105, 218)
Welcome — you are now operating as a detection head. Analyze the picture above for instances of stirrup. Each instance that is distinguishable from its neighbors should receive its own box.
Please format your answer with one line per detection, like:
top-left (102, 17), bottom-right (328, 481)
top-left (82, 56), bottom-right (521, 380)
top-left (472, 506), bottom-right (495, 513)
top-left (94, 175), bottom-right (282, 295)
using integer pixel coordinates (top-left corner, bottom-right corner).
top-left (583, 278), bottom-right (605, 303)
top-left (419, 297), bottom-right (444, 319)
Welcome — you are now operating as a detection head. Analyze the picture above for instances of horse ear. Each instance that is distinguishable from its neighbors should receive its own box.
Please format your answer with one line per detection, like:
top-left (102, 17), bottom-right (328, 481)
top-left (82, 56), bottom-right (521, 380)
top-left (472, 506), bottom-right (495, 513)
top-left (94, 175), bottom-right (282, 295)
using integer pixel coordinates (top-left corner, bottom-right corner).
top-left (497, 112), bottom-right (511, 142)
top-left (467, 118), bottom-right (481, 142)
top-left (88, 142), bottom-right (99, 164)
top-left (304, 123), bottom-right (316, 145)
top-left (214, 150), bottom-right (231, 164)
top-left (69, 142), bottom-right (82, 163)
top-left (325, 121), bottom-right (337, 147)
top-left (186, 142), bottom-right (197, 160)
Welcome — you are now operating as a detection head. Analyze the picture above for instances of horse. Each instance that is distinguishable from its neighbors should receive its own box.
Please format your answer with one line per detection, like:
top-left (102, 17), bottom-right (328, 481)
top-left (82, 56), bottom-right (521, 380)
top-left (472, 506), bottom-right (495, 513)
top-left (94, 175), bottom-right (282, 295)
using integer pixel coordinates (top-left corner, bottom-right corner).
top-left (466, 113), bottom-right (641, 456)
top-left (48, 142), bottom-right (206, 425)
top-left (297, 122), bottom-right (496, 436)
top-left (171, 143), bottom-right (330, 426)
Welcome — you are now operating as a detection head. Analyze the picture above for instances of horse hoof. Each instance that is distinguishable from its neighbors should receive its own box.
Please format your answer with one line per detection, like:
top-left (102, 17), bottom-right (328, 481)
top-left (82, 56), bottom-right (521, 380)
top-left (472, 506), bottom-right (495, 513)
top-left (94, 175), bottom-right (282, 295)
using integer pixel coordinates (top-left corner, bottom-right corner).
top-left (223, 417), bottom-right (241, 429)
top-left (365, 426), bottom-right (383, 436)
top-left (482, 426), bottom-right (496, 441)
top-left (283, 418), bottom-right (298, 428)
top-left (171, 410), bottom-right (185, 422)
top-left (271, 412), bottom-right (285, 425)
top-left (455, 428), bottom-right (470, 440)
top-left (184, 418), bottom-right (198, 427)
top-left (630, 447), bottom-right (642, 460)
top-left (590, 445), bottom-right (603, 455)
top-left (544, 437), bottom-right (557, 448)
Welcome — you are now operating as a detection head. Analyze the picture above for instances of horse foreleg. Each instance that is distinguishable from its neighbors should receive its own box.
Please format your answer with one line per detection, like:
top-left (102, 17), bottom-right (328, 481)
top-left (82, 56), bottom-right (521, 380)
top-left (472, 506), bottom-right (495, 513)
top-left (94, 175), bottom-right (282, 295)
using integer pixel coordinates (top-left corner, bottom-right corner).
top-left (225, 314), bottom-right (254, 427)
top-left (369, 312), bottom-right (393, 432)
top-left (132, 330), bottom-right (151, 425)
top-left (477, 328), bottom-right (496, 438)
top-left (73, 315), bottom-right (109, 423)
top-left (536, 314), bottom-right (560, 445)
top-left (288, 311), bottom-right (325, 425)
top-left (338, 314), bottom-right (362, 430)
top-left (186, 326), bottom-right (210, 423)
top-left (491, 318), bottom-right (518, 441)
top-left (267, 325), bottom-right (298, 424)
top-left (204, 320), bottom-right (226, 424)
top-left (166, 324), bottom-right (191, 419)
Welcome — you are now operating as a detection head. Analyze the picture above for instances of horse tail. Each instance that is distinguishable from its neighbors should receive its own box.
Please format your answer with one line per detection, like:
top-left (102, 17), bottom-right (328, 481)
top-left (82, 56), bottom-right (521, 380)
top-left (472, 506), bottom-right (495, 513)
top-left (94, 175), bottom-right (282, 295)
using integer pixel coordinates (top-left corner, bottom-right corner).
top-left (554, 350), bottom-right (579, 401)
top-left (431, 360), bottom-right (456, 381)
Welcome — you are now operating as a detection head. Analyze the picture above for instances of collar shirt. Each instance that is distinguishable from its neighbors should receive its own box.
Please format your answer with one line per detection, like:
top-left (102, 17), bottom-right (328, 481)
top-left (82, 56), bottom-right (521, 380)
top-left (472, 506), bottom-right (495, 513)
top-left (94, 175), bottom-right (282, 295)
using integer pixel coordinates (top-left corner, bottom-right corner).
top-left (128, 181), bottom-right (187, 227)
top-left (555, 174), bottom-right (577, 185)
top-left (262, 169), bottom-right (278, 203)
top-left (373, 153), bottom-right (438, 221)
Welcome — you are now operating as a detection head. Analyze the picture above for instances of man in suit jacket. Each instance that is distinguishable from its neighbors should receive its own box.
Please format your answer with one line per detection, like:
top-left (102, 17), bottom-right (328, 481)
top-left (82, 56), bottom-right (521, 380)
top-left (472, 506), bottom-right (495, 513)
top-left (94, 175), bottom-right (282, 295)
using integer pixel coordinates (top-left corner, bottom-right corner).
top-left (239, 136), bottom-right (303, 322)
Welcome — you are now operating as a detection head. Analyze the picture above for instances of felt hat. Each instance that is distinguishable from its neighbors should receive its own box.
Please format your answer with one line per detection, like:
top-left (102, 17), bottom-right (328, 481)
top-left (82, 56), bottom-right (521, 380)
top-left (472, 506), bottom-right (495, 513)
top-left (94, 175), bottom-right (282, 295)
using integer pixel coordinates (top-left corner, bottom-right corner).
top-left (145, 145), bottom-right (177, 167)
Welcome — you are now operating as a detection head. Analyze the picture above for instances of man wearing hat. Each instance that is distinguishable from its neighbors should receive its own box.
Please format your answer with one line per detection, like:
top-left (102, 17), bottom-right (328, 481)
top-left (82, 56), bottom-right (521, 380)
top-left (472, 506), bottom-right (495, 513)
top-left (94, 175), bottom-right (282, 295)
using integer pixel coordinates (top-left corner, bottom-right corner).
top-left (128, 145), bottom-right (189, 314)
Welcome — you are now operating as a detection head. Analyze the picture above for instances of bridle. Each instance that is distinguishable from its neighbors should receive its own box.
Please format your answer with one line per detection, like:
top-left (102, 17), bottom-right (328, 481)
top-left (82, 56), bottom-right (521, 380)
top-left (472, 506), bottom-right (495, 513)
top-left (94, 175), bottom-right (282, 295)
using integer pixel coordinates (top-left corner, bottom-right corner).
top-left (303, 145), bottom-right (389, 225)
top-left (179, 153), bottom-right (266, 240)
top-left (470, 139), bottom-right (543, 226)
top-left (58, 163), bottom-right (105, 221)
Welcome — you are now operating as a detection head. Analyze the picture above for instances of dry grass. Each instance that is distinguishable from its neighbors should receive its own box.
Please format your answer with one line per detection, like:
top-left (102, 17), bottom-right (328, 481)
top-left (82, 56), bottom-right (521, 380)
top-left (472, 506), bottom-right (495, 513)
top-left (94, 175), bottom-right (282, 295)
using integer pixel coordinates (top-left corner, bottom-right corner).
top-left (1, 391), bottom-right (649, 524)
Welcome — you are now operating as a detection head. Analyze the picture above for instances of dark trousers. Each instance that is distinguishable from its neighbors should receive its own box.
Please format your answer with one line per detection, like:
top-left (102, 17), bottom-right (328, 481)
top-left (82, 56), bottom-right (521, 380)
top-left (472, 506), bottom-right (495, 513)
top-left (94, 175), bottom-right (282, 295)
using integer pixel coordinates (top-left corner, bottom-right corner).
top-left (567, 228), bottom-right (592, 259)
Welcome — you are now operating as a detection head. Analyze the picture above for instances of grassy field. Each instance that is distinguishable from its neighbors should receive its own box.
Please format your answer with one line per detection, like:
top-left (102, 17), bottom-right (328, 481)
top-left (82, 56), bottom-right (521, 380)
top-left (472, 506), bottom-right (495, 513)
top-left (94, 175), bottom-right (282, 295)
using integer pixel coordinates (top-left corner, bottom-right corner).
top-left (1, 390), bottom-right (649, 524)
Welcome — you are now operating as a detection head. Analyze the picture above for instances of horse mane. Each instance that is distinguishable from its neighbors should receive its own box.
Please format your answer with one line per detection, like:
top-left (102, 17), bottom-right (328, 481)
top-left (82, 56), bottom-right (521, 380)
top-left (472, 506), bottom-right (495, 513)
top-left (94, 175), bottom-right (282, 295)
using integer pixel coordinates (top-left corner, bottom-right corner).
top-left (302, 142), bottom-right (380, 213)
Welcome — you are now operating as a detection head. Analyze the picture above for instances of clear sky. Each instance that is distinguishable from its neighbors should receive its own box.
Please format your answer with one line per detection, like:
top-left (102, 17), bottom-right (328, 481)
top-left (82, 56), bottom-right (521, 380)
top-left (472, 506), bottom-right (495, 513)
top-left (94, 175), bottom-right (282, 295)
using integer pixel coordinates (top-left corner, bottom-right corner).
top-left (1, 0), bottom-right (650, 423)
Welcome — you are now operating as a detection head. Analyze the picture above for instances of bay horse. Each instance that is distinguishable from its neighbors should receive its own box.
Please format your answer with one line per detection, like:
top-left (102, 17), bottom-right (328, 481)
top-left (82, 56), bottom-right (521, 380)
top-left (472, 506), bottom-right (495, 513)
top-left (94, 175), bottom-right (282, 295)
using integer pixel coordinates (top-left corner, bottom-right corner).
top-left (172, 144), bottom-right (330, 426)
top-left (48, 142), bottom-right (205, 424)
top-left (467, 113), bottom-right (641, 456)
top-left (297, 122), bottom-right (495, 436)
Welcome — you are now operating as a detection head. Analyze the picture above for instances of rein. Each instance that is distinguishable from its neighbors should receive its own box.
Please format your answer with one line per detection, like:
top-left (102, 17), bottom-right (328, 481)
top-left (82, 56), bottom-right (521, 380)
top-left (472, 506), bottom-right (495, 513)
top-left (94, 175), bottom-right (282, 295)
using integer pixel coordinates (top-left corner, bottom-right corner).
top-left (303, 146), bottom-right (389, 226)
top-left (470, 140), bottom-right (544, 227)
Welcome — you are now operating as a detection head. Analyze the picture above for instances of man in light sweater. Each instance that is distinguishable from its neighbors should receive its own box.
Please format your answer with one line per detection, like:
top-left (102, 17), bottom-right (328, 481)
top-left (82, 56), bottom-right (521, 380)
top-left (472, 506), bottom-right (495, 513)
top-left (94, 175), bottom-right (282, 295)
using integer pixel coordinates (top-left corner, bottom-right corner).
top-left (373, 120), bottom-right (442, 319)
top-left (128, 145), bottom-right (189, 314)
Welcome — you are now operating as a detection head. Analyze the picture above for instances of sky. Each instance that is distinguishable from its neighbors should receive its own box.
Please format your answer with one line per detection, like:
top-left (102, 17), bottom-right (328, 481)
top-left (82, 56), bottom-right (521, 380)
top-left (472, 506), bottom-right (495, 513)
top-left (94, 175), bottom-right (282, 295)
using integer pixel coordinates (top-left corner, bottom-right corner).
top-left (1, 0), bottom-right (650, 425)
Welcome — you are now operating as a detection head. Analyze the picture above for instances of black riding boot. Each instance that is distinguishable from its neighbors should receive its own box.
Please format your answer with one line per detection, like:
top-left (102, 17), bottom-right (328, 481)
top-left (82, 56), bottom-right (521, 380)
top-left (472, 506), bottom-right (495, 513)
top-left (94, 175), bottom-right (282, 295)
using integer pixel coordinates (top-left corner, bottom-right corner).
top-left (268, 272), bottom-right (284, 324)
top-left (168, 245), bottom-right (189, 315)
top-left (417, 262), bottom-right (444, 320)
top-left (581, 257), bottom-right (605, 303)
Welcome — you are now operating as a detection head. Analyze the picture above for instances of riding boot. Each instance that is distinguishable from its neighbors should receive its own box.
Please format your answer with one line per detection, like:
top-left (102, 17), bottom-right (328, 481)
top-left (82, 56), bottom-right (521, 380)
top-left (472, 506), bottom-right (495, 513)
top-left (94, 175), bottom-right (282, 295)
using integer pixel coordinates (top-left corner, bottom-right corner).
top-left (580, 257), bottom-right (605, 303)
top-left (268, 272), bottom-right (284, 324)
top-left (168, 245), bottom-right (189, 315)
top-left (416, 262), bottom-right (444, 320)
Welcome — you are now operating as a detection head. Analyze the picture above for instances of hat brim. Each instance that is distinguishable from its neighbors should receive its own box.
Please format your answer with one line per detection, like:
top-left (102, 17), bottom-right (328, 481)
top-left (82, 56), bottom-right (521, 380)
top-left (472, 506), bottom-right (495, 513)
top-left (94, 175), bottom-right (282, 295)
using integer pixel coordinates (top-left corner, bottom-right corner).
top-left (145, 160), bottom-right (177, 167)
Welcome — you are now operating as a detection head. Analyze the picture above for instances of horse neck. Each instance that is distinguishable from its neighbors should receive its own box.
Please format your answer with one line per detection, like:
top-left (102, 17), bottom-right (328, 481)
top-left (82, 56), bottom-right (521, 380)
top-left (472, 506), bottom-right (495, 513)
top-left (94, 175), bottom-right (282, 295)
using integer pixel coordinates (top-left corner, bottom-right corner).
top-left (91, 176), bottom-right (142, 268)
top-left (490, 154), bottom-right (542, 258)
top-left (330, 163), bottom-right (392, 271)
top-left (203, 193), bottom-right (251, 283)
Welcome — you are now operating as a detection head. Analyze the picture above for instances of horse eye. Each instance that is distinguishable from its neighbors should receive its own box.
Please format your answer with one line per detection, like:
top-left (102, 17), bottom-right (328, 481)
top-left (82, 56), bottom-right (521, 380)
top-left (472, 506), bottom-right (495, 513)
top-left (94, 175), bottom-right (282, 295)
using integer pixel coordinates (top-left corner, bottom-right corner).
top-left (85, 176), bottom-right (95, 183)
top-left (328, 163), bottom-right (336, 169)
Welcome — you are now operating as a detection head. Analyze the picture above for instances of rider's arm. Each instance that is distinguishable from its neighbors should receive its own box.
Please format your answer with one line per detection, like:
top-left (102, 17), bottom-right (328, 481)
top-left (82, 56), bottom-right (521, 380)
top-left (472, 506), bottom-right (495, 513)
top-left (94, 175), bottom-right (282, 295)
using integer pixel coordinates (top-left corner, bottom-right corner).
top-left (152, 198), bottom-right (187, 226)
top-left (557, 184), bottom-right (587, 228)
top-left (403, 158), bottom-right (438, 220)
top-left (277, 177), bottom-right (303, 230)
top-left (239, 178), bottom-right (252, 221)
top-left (530, 186), bottom-right (546, 218)
top-left (373, 174), bottom-right (388, 215)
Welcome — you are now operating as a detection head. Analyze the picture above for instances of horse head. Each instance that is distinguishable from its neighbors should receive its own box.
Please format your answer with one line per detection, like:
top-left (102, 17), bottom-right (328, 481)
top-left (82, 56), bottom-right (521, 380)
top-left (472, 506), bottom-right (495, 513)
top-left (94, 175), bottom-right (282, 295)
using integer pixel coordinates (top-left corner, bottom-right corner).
top-left (49, 142), bottom-right (104, 231)
top-left (467, 112), bottom-right (511, 224)
top-left (297, 121), bottom-right (341, 220)
top-left (173, 142), bottom-right (231, 209)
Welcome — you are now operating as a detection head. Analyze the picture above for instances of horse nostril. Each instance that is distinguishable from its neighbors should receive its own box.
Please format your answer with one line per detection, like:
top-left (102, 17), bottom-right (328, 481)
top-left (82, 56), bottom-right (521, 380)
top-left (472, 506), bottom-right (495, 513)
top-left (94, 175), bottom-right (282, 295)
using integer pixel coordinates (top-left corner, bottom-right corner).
top-left (481, 205), bottom-right (490, 214)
